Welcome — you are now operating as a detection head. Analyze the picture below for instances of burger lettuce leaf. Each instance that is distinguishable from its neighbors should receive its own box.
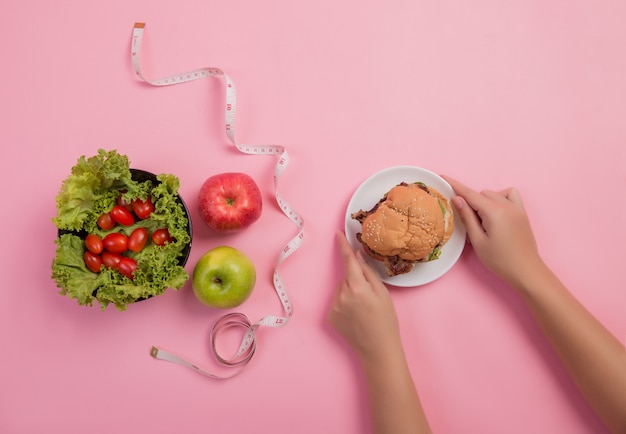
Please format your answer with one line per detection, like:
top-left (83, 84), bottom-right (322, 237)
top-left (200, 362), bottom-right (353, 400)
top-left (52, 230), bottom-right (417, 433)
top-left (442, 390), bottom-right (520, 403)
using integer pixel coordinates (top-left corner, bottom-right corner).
top-left (51, 149), bottom-right (190, 311)
top-left (437, 198), bottom-right (447, 218)
top-left (427, 246), bottom-right (442, 261)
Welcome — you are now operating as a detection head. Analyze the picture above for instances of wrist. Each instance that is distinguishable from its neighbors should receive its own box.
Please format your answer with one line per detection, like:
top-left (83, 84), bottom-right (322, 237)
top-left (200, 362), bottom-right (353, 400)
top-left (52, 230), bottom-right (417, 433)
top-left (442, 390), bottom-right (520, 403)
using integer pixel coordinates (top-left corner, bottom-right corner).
top-left (358, 338), bottom-right (407, 373)
top-left (359, 350), bottom-right (412, 392)
top-left (508, 257), bottom-right (554, 298)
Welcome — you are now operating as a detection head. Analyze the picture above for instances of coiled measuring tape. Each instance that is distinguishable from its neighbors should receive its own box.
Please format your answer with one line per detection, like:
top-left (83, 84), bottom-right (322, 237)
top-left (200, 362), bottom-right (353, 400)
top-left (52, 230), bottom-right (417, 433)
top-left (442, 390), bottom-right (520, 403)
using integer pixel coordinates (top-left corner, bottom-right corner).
top-left (131, 23), bottom-right (304, 379)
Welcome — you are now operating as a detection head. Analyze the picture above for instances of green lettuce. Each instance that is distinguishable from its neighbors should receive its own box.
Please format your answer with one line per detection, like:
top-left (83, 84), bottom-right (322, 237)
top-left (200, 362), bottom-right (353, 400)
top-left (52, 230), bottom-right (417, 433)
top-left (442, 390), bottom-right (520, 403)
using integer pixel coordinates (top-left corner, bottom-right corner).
top-left (427, 246), bottom-right (442, 261)
top-left (51, 149), bottom-right (190, 311)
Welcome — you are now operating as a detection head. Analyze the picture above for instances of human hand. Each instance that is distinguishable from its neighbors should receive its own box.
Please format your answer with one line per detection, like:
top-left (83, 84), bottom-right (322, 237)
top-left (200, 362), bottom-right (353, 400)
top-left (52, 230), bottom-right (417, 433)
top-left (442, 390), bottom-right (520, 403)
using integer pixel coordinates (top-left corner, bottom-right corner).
top-left (442, 176), bottom-right (544, 288)
top-left (327, 231), bottom-right (403, 361)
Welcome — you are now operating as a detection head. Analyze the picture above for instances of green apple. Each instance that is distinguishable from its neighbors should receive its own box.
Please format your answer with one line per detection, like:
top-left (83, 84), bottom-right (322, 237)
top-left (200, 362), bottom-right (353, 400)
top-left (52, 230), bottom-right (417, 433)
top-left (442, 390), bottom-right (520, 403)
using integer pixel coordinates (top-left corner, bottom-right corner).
top-left (192, 246), bottom-right (256, 309)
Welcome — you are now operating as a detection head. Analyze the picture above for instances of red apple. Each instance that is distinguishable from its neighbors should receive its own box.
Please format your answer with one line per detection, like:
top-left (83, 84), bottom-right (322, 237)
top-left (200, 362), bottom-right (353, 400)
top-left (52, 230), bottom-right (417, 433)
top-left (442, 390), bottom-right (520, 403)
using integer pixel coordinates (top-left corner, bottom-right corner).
top-left (198, 172), bottom-right (263, 232)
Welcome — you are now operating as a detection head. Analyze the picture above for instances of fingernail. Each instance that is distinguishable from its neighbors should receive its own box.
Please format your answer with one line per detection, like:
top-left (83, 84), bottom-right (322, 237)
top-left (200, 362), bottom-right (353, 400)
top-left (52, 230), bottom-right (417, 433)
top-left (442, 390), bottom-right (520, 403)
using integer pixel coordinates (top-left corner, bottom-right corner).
top-left (452, 196), bottom-right (465, 210)
top-left (356, 250), bottom-right (367, 264)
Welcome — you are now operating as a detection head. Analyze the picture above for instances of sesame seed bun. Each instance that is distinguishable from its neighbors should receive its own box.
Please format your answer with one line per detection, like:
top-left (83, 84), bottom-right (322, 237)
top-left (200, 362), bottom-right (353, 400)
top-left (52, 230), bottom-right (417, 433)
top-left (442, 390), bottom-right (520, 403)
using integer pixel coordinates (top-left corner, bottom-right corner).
top-left (351, 182), bottom-right (454, 276)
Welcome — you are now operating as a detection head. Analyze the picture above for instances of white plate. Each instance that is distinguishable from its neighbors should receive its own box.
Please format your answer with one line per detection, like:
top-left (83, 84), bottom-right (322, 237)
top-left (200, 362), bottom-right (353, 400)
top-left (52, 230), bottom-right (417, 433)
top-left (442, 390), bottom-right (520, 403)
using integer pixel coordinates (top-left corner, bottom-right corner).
top-left (344, 166), bottom-right (466, 287)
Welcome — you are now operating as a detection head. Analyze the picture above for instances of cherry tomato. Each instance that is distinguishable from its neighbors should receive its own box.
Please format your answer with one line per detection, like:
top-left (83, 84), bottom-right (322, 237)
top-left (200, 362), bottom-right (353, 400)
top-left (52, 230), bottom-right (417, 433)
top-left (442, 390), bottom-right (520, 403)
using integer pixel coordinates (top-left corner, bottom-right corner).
top-left (83, 251), bottom-right (102, 273)
top-left (110, 205), bottom-right (135, 226)
top-left (132, 196), bottom-right (155, 219)
top-left (116, 191), bottom-right (133, 211)
top-left (152, 228), bottom-right (173, 246)
top-left (97, 212), bottom-right (115, 230)
top-left (128, 227), bottom-right (149, 253)
top-left (85, 234), bottom-right (103, 254)
top-left (118, 257), bottom-right (138, 280)
top-left (102, 251), bottom-right (123, 269)
top-left (103, 232), bottom-right (128, 253)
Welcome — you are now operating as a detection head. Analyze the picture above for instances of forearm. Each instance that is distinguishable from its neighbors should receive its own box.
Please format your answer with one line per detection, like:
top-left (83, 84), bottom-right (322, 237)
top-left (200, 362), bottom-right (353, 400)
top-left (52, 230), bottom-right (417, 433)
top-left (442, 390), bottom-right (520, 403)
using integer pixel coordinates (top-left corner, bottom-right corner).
top-left (360, 349), bottom-right (432, 434)
top-left (515, 262), bottom-right (626, 433)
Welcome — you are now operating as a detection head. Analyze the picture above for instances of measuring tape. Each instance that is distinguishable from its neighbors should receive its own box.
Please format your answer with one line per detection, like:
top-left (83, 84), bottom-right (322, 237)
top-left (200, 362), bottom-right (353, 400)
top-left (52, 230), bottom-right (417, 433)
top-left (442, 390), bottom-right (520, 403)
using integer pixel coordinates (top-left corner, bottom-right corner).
top-left (131, 22), bottom-right (304, 379)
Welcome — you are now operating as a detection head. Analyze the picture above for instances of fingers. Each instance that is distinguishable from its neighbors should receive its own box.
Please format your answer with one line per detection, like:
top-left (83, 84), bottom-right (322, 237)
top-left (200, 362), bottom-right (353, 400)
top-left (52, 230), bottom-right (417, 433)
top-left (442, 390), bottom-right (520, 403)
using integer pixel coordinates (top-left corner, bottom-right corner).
top-left (505, 187), bottom-right (525, 209)
top-left (442, 175), bottom-right (492, 212)
top-left (336, 231), bottom-right (363, 279)
top-left (482, 188), bottom-right (526, 212)
top-left (441, 176), bottom-right (487, 240)
top-left (444, 175), bottom-right (524, 210)
top-left (482, 189), bottom-right (509, 202)
top-left (356, 250), bottom-right (388, 293)
top-left (336, 230), bottom-right (355, 261)
top-left (450, 196), bottom-right (487, 243)
top-left (337, 231), bottom-right (387, 294)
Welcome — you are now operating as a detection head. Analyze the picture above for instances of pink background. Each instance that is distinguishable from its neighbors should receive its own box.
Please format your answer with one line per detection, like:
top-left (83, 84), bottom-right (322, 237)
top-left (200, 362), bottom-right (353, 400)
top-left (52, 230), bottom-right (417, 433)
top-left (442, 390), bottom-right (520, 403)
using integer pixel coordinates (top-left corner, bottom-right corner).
top-left (1, 1), bottom-right (625, 433)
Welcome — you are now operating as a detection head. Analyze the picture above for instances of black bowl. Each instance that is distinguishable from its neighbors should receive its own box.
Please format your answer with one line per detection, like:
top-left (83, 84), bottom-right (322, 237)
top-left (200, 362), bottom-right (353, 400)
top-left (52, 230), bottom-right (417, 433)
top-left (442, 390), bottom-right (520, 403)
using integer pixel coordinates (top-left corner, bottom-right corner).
top-left (57, 168), bottom-right (193, 267)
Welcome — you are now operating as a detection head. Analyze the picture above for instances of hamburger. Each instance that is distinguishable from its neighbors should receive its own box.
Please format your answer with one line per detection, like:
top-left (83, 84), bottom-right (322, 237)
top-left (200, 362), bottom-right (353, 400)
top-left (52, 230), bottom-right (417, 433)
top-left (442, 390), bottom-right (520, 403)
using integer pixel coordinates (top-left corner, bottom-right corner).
top-left (351, 181), bottom-right (454, 276)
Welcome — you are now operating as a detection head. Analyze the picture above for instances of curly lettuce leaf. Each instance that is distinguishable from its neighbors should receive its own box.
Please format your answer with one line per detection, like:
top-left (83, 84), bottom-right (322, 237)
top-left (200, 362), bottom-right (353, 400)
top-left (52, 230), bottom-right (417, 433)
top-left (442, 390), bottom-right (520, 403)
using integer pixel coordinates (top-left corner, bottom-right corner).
top-left (52, 233), bottom-right (189, 311)
top-left (51, 234), bottom-right (115, 307)
top-left (53, 149), bottom-right (138, 231)
top-left (51, 150), bottom-right (190, 311)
